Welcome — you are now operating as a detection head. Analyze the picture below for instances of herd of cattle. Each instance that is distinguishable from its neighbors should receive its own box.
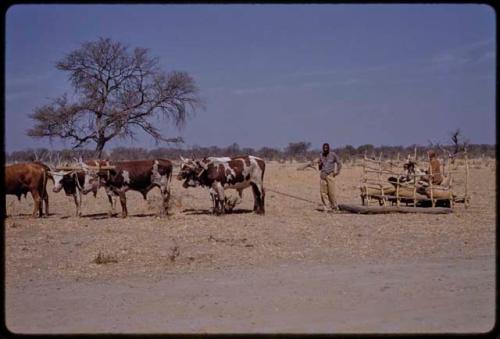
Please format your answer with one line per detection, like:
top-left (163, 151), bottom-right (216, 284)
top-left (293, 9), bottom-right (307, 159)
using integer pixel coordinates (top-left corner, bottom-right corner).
top-left (4, 155), bottom-right (266, 218)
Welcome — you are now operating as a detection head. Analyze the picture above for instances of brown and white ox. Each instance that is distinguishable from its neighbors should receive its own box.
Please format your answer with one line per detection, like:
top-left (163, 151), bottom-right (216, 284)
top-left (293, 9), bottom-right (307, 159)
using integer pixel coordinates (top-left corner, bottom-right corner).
top-left (177, 155), bottom-right (266, 215)
top-left (5, 162), bottom-right (52, 217)
top-left (50, 160), bottom-right (112, 217)
top-left (81, 159), bottom-right (173, 218)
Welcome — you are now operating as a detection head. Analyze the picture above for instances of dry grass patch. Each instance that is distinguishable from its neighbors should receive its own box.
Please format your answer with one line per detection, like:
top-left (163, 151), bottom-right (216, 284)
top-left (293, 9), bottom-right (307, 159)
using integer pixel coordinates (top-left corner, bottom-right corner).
top-left (93, 251), bottom-right (118, 265)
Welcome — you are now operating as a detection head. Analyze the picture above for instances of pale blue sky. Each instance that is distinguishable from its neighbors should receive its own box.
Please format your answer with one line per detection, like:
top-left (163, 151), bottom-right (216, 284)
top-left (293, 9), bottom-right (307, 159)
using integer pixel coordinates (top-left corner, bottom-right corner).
top-left (5, 4), bottom-right (496, 152)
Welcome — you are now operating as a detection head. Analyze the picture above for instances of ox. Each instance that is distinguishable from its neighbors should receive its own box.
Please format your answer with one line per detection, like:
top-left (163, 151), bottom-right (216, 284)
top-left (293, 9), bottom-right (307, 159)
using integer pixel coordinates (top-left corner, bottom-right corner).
top-left (177, 155), bottom-right (266, 215)
top-left (50, 160), bottom-right (112, 217)
top-left (81, 159), bottom-right (173, 218)
top-left (5, 162), bottom-right (52, 217)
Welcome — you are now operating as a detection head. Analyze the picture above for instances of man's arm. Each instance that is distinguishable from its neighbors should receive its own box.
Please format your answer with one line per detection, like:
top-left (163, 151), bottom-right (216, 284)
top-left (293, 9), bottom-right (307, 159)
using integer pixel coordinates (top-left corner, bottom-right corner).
top-left (335, 154), bottom-right (342, 174)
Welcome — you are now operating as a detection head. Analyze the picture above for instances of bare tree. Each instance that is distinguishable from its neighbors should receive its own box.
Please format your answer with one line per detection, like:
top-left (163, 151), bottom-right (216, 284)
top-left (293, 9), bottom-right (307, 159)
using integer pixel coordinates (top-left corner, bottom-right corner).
top-left (285, 141), bottom-right (311, 162)
top-left (28, 37), bottom-right (202, 158)
top-left (448, 129), bottom-right (470, 163)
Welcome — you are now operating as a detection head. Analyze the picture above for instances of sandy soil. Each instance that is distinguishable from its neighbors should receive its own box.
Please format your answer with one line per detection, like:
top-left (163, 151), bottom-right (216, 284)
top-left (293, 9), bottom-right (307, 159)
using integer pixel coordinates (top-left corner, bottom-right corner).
top-left (4, 161), bottom-right (496, 334)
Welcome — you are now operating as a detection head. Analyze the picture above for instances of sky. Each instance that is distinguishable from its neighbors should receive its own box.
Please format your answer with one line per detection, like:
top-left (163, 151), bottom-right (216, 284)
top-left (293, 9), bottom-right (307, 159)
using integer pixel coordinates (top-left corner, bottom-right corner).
top-left (4, 4), bottom-right (496, 153)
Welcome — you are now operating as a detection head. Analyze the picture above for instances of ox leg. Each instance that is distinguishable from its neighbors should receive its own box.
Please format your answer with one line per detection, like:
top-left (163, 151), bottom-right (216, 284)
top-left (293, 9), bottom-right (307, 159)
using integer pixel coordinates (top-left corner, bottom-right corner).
top-left (250, 182), bottom-right (265, 215)
top-left (31, 190), bottom-right (43, 218)
top-left (43, 189), bottom-right (49, 216)
top-left (160, 184), bottom-right (171, 217)
top-left (74, 191), bottom-right (82, 217)
top-left (236, 189), bottom-right (243, 205)
top-left (208, 188), bottom-right (217, 214)
top-left (107, 192), bottom-right (117, 217)
top-left (118, 191), bottom-right (128, 218)
top-left (215, 183), bottom-right (226, 215)
top-left (210, 184), bottom-right (225, 215)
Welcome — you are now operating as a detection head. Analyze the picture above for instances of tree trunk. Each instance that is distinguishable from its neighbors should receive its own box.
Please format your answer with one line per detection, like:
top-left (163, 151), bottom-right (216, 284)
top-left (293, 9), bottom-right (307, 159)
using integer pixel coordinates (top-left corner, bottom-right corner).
top-left (95, 139), bottom-right (106, 159)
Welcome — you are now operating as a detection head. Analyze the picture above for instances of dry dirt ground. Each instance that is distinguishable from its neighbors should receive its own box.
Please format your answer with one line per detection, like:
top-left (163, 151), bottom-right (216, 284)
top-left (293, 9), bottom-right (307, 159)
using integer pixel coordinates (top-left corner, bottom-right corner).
top-left (4, 161), bottom-right (496, 334)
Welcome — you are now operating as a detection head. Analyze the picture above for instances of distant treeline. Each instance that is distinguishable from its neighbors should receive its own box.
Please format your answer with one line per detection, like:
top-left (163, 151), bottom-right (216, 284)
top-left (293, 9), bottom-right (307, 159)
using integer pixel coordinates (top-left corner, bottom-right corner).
top-left (5, 142), bottom-right (496, 164)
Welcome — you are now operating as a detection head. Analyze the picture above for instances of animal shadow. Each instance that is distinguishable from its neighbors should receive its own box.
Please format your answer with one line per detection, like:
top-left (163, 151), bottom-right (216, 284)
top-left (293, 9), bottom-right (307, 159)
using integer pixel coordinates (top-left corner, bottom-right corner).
top-left (182, 208), bottom-right (253, 215)
top-left (130, 213), bottom-right (157, 218)
top-left (81, 212), bottom-right (112, 220)
top-left (81, 212), bottom-right (159, 219)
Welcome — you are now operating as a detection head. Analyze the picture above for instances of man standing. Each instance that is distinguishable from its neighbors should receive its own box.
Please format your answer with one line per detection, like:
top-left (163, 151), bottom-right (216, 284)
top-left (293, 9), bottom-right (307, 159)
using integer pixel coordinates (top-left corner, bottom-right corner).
top-left (422, 150), bottom-right (443, 185)
top-left (318, 143), bottom-right (342, 212)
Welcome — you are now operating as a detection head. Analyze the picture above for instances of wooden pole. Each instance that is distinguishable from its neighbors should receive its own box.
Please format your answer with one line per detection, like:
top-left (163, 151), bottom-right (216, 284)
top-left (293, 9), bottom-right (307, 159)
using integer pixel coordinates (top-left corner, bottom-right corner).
top-left (363, 153), bottom-right (368, 206)
top-left (428, 153), bottom-right (435, 207)
top-left (464, 149), bottom-right (470, 208)
top-left (446, 153), bottom-right (453, 208)
top-left (396, 176), bottom-right (400, 207)
top-left (378, 152), bottom-right (386, 206)
top-left (449, 172), bottom-right (454, 208)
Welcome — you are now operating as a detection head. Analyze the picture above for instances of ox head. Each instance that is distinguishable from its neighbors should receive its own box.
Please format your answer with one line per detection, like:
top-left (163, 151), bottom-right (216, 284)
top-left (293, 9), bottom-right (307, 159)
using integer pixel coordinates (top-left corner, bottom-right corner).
top-left (50, 169), bottom-right (74, 193)
top-left (80, 162), bottom-right (102, 195)
top-left (178, 156), bottom-right (207, 188)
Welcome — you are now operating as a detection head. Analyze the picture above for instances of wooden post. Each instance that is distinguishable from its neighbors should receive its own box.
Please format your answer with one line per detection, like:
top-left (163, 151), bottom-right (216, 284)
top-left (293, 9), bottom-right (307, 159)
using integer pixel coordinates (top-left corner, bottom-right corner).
top-left (449, 171), bottom-right (454, 208)
top-left (412, 171), bottom-right (417, 207)
top-left (378, 152), bottom-right (386, 206)
top-left (429, 154), bottom-right (435, 208)
top-left (396, 176), bottom-right (400, 207)
top-left (363, 153), bottom-right (368, 206)
top-left (445, 153), bottom-right (453, 208)
top-left (464, 149), bottom-right (470, 208)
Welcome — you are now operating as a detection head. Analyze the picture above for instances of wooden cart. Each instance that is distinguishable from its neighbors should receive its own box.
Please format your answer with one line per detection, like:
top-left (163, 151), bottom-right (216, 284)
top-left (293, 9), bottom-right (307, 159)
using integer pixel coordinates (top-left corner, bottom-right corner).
top-left (359, 150), bottom-right (470, 209)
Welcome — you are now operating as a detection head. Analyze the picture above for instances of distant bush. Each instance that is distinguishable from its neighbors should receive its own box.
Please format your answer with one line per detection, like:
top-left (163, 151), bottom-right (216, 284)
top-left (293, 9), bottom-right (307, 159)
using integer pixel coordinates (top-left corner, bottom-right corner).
top-left (6, 143), bottom-right (495, 164)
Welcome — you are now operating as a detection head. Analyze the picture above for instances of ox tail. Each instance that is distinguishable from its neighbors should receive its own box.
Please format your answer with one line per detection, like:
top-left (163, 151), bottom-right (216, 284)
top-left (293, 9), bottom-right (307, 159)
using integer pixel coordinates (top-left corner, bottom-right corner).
top-left (167, 166), bottom-right (173, 186)
top-left (259, 159), bottom-right (266, 182)
top-left (41, 168), bottom-right (48, 201)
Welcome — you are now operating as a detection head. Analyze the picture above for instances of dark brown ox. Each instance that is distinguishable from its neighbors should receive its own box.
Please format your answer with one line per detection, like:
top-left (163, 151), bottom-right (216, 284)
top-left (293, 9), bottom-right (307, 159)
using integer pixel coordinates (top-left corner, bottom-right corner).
top-left (177, 155), bottom-right (266, 215)
top-left (50, 160), bottom-right (112, 217)
top-left (5, 162), bottom-right (51, 217)
top-left (81, 159), bottom-right (173, 218)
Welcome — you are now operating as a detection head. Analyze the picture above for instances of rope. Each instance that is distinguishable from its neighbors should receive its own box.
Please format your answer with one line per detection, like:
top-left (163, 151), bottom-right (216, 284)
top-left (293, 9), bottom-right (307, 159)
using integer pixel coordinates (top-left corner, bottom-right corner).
top-left (175, 170), bottom-right (319, 205)
top-left (266, 188), bottom-right (317, 205)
